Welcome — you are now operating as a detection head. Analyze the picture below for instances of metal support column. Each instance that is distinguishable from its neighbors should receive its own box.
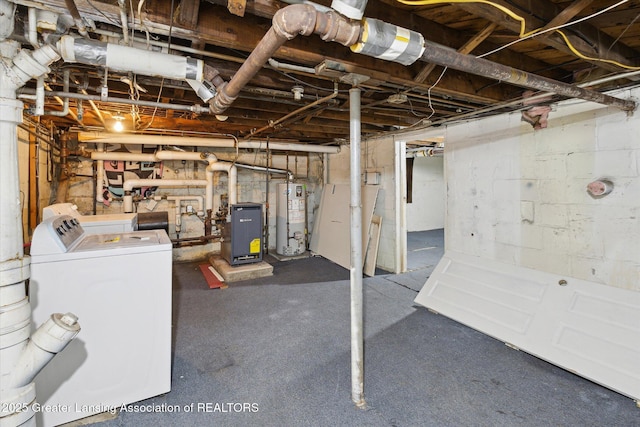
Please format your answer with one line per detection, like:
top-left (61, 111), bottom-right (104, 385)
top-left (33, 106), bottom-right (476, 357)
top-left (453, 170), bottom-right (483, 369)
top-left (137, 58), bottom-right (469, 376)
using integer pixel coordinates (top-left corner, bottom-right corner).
top-left (349, 86), bottom-right (365, 408)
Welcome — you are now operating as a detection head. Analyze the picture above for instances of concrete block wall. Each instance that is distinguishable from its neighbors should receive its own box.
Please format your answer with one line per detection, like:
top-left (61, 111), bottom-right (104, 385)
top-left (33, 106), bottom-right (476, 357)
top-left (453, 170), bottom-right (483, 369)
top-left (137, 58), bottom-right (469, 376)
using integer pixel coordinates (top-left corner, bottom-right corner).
top-left (437, 87), bottom-right (640, 291)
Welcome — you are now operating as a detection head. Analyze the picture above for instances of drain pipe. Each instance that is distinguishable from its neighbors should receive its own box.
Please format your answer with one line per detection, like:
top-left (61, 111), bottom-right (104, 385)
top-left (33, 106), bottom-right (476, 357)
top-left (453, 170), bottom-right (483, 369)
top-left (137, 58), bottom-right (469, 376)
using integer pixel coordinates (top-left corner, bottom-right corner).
top-left (0, 37), bottom-right (80, 426)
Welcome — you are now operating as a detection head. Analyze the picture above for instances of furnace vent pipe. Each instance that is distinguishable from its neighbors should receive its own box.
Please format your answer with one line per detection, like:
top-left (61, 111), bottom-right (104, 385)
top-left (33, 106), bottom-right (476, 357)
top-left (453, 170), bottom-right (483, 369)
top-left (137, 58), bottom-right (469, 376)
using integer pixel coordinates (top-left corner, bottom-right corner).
top-left (206, 162), bottom-right (238, 207)
top-left (209, 4), bottom-right (360, 114)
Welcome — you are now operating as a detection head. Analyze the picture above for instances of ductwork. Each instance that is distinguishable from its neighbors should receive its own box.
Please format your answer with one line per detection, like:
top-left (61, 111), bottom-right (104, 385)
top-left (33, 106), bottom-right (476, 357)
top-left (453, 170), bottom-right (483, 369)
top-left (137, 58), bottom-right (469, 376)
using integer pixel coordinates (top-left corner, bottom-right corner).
top-left (57, 35), bottom-right (215, 103)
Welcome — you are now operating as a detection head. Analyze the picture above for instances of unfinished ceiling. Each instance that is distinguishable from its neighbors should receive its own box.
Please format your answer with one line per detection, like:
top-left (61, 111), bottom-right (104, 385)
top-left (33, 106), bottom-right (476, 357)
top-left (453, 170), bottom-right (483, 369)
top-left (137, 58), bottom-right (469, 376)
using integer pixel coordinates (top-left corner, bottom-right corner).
top-left (9, 0), bottom-right (640, 145)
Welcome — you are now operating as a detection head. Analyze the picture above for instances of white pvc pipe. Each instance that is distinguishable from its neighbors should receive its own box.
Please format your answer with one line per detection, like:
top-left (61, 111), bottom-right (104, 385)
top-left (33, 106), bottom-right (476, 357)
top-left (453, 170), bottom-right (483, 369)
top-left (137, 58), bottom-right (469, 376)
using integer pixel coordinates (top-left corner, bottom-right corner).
top-left (79, 132), bottom-right (341, 154)
top-left (167, 195), bottom-right (205, 216)
top-left (95, 143), bottom-right (105, 203)
top-left (122, 179), bottom-right (207, 212)
top-left (7, 313), bottom-right (80, 388)
top-left (1, 41), bottom-right (78, 427)
top-left (207, 162), bottom-right (238, 206)
top-left (27, 7), bottom-right (39, 47)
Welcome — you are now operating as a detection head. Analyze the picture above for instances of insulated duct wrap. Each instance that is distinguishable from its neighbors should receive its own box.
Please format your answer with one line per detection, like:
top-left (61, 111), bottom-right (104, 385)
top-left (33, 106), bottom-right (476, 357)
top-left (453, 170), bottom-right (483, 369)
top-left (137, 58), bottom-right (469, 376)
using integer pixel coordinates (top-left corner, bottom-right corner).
top-left (58, 36), bottom-right (204, 81)
top-left (331, 0), bottom-right (368, 20)
top-left (351, 18), bottom-right (425, 66)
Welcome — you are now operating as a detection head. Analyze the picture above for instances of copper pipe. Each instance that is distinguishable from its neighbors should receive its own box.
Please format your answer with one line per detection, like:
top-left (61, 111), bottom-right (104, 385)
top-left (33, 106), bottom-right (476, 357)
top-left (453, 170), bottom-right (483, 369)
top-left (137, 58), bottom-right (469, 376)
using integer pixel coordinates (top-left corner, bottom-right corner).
top-left (209, 4), bottom-right (360, 114)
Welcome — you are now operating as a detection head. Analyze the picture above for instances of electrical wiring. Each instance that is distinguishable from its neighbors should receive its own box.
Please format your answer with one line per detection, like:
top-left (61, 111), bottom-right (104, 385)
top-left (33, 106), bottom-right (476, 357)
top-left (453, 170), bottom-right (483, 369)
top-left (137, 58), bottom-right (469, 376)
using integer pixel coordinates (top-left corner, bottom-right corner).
top-left (477, 0), bottom-right (637, 67)
top-left (396, 0), bottom-right (640, 70)
top-left (556, 29), bottom-right (640, 70)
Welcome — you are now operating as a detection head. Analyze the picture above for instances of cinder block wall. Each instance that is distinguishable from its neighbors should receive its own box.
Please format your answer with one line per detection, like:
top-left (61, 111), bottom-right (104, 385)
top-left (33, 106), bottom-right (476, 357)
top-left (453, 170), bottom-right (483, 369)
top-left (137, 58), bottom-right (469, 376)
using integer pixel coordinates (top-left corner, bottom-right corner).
top-left (439, 87), bottom-right (639, 291)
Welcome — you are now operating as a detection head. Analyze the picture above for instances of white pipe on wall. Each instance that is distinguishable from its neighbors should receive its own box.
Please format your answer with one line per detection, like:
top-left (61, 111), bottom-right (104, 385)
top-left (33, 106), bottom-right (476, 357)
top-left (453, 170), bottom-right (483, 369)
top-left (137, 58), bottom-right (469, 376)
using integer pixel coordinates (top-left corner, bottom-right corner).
top-left (0, 39), bottom-right (79, 427)
top-left (207, 162), bottom-right (238, 206)
top-left (122, 179), bottom-right (208, 212)
top-left (95, 143), bottom-right (105, 203)
top-left (79, 132), bottom-right (341, 154)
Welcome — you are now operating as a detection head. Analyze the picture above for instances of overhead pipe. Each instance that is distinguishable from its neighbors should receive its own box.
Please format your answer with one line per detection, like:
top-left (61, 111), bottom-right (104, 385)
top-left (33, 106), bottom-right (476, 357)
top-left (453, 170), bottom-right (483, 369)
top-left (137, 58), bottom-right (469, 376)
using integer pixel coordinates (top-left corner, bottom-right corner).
top-left (44, 69), bottom-right (71, 117)
top-left (209, 4), bottom-right (360, 114)
top-left (0, 39), bottom-right (80, 427)
top-left (205, 4), bottom-right (634, 117)
top-left (246, 82), bottom-right (339, 139)
top-left (417, 40), bottom-right (636, 112)
top-left (78, 132), bottom-right (341, 153)
top-left (27, 7), bottom-right (39, 47)
top-left (117, 0), bottom-right (130, 45)
top-left (19, 88), bottom-right (210, 115)
top-left (63, 0), bottom-right (89, 37)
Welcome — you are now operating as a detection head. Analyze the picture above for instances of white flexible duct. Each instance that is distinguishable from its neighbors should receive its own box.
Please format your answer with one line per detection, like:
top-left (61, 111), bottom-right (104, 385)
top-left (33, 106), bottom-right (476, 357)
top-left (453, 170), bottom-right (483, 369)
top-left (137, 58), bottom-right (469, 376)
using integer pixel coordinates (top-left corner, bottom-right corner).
top-left (78, 132), bottom-right (341, 154)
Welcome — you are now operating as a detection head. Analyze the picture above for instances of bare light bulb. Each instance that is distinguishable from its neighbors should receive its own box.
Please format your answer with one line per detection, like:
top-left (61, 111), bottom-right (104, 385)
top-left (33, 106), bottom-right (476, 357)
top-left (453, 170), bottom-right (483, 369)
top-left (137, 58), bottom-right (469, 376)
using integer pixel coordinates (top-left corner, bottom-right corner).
top-left (113, 120), bottom-right (124, 132)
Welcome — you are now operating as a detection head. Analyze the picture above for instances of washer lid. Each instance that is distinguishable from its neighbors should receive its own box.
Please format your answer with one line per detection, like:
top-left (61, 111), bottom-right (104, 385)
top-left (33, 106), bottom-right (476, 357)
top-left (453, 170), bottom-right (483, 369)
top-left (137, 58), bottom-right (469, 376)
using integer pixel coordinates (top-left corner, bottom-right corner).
top-left (72, 230), bottom-right (169, 252)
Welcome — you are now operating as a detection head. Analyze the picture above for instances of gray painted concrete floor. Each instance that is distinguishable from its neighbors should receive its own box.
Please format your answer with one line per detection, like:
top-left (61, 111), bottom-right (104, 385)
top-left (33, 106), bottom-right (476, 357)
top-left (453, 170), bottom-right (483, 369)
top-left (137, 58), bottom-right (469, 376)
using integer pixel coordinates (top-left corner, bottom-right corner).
top-left (91, 230), bottom-right (639, 427)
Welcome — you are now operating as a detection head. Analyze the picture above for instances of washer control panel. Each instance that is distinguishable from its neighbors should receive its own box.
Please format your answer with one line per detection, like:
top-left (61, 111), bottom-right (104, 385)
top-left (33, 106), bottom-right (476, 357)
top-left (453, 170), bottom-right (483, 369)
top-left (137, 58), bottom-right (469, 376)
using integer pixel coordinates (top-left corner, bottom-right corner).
top-left (31, 215), bottom-right (86, 255)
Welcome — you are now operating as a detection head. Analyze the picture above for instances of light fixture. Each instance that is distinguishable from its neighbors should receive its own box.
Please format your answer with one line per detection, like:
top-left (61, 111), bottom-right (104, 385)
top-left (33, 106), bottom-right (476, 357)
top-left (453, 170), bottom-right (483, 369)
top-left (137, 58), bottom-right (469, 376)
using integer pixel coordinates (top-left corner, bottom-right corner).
top-left (215, 115), bottom-right (228, 122)
top-left (113, 112), bottom-right (124, 132)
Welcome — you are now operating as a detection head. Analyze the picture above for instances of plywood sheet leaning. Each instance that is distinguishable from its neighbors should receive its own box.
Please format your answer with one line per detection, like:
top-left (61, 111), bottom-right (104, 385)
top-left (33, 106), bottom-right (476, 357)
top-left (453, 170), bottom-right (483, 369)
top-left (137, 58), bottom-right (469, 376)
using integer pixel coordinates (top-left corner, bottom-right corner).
top-left (364, 215), bottom-right (382, 277)
top-left (309, 184), bottom-right (379, 271)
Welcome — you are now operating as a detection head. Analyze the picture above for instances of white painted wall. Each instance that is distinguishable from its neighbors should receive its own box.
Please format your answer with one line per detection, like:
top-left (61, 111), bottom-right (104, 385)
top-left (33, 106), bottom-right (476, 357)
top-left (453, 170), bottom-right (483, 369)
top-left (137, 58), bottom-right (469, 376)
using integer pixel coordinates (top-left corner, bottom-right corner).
top-left (415, 87), bottom-right (640, 291)
top-left (328, 138), bottom-right (399, 273)
top-left (406, 156), bottom-right (445, 231)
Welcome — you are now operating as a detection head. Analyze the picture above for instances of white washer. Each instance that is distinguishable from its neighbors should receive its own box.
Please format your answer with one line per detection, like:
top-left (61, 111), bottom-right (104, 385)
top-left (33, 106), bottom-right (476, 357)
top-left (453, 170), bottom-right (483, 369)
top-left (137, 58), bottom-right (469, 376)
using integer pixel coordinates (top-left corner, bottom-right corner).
top-left (29, 215), bottom-right (172, 427)
top-left (43, 203), bottom-right (137, 234)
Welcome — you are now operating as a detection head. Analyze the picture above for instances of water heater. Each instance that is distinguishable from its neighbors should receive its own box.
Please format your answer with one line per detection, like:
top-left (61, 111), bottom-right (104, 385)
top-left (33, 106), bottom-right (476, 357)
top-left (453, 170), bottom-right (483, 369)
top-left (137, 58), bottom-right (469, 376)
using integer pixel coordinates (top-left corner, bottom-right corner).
top-left (276, 182), bottom-right (306, 256)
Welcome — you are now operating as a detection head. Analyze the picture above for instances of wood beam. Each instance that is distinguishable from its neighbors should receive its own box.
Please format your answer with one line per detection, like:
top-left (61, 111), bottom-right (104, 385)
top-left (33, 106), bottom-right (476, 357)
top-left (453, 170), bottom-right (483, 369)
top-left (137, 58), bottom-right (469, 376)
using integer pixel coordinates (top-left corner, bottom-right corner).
top-left (176, 0), bottom-right (200, 28)
top-left (452, 0), bottom-right (640, 73)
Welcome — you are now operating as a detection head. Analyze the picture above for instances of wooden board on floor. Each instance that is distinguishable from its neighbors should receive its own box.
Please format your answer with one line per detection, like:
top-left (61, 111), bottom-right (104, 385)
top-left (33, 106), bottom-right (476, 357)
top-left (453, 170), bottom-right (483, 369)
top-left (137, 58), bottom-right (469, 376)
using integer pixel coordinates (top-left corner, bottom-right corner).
top-left (309, 184), bottom-right (379, 271)
top-left (364, 215), bottom-right (382, 277)
top-left (199, 264), bottom-right (227, 289)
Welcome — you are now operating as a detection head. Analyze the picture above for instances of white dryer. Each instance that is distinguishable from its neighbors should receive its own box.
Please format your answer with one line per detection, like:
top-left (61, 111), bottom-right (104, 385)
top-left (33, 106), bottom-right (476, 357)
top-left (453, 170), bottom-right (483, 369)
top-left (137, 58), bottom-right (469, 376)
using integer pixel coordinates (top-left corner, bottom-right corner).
top-left (29, 215), bottom-right (172, 427)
